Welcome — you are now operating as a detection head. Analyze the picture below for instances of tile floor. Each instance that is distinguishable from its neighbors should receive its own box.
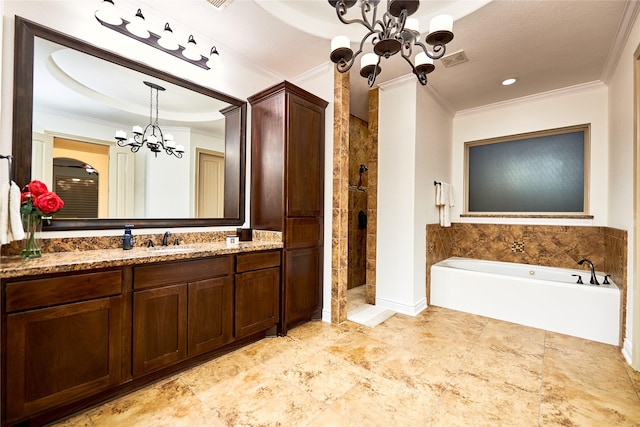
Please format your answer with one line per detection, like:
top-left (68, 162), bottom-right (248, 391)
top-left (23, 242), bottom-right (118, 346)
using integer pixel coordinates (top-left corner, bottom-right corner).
top-left (55, 305), bottom-right (640, 426)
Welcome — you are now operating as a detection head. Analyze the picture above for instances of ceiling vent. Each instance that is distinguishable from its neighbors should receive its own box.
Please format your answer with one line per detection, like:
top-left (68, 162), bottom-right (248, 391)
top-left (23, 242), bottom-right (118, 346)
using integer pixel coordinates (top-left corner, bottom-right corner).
top-left (440, 50), bottom-right (468, 68)
top-left (206, 0), bottom-right (234, 11)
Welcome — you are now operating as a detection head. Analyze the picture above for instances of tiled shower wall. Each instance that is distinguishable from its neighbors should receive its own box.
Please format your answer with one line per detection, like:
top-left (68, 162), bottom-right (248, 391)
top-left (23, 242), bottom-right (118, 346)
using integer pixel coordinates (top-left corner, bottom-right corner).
top-left (426, 223), bottom-right (628, 344)
top-left (347, 115), bottom-right (369, 290)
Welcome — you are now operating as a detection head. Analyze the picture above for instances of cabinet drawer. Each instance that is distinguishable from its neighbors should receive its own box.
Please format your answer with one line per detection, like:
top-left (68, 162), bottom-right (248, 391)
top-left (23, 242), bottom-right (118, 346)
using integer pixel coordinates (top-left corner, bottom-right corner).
top-left (236, 251), bottom-right (281, 273)
top-left (285, 218), bottom-right (322, 248)
top-left (134, 256), bottom-right (231, 290)
top-left (6, 270), bottom-right (122, 313)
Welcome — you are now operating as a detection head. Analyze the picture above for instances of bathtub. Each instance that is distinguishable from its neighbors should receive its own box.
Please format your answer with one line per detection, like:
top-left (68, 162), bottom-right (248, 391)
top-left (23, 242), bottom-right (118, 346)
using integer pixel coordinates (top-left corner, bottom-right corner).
top-left (430, 257), bottom-right (620, 345)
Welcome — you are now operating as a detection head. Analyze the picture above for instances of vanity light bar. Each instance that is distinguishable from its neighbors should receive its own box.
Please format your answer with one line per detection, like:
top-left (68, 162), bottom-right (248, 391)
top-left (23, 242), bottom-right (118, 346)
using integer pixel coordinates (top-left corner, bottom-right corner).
top-left (94, 3), bottom-right (217, 70)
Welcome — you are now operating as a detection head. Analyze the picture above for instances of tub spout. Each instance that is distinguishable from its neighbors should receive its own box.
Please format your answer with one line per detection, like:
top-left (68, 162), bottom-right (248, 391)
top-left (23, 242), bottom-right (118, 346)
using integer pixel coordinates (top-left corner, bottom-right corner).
top-left (577, 258), bottom-right (599, 285)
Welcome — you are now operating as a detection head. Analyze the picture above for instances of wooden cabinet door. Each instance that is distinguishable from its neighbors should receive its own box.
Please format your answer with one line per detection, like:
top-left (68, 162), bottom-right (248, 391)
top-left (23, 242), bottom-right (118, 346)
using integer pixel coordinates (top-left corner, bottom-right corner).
top-left (286, 94), bottom-right (325, 218)
top-left (188, 277), bottom-right (233, 356)
top-left (235, 267), bottom-right (280, 338)
top-left (6, 296), bottom-right (122, 423)
top-left (133, 284), bottom-right (187, 377)
top-left (283, 247), bottom-right (322, 330)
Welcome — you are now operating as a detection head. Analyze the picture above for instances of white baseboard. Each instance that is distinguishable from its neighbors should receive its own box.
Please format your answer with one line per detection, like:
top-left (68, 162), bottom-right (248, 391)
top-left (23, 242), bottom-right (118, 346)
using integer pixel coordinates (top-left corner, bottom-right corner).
top-left (376, 296), bottom-right (427, 316)
top-left (622, 338), bottom-right (634, 365)
top-left (321, 308), bottom-right (332, 323)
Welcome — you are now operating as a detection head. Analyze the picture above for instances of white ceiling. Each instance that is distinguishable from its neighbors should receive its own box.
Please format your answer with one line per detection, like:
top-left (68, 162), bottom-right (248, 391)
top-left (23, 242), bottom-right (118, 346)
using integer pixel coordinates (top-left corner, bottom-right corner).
top-left (130, 0), bottom-right (635, 119)
top-left (33, 0), bottom-right (638, 124)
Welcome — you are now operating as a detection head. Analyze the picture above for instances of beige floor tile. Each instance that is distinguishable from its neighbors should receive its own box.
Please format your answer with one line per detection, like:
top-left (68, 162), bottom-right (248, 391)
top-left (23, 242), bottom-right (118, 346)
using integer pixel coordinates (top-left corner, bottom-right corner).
top-left (460, 346), bottom-right (543, 394)
top-left (624, 362), bottom-right (640, 398)
top-left (428, 371), bottom-right (540, 427)
top-left (430, 307), bottom-right (491, 329)
top-left (480, 319), bottom-right (546, 356)
top-left (287, 318), bottom-right (360, 347)
top-left (331, 372), bottom-right (434, 427)
top-left (418, 315), bottom-right (486, 344)
top-left (306, 408), bottom-right (359, 427)
top-left (545, 331), bottom-right (620, 358)
top-left (215, 376), bottom-right (326, 426)
top-left (540, 382), bottom-right (640, 426)
top-left (48, 306), bottom-right (640, 427)
top-left (409, 332), bottom-right (475, 370)
top-left (354, 312), bottom-right (425, 347)
top-left (85, 377), bottom-right (224, 426)
top-left (543, 347), bottom-right (638, 402)
top-left (53, 413), bottom-right (92, 426)
top-left (281, 350), bottom-right (371, 403)
top-left (371, 346), bottom-right (457, 400)
top-left (180, 356), bottom-right (279, 408)
top-left (325, 332), bottom-right (396, 371)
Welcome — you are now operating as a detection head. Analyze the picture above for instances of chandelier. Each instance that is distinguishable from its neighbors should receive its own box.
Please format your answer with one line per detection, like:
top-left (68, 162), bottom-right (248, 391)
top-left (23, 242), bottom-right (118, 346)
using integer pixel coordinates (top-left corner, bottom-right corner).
top-left (114, 81), bottom-right (184, 158)
top-left (328, 0), bottom-right (454, 87)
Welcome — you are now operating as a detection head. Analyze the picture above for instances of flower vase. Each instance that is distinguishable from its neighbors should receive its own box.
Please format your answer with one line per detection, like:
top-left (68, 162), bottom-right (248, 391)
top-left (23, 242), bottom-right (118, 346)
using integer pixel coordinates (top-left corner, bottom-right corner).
top-left (21, 214), bottom-right (42, 259)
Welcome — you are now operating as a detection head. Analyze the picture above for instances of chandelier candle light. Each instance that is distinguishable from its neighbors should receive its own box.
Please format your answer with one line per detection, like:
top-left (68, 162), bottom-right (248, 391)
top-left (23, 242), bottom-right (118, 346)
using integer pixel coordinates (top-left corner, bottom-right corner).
top-left (328, 0), bottom-right (454, 86)
top-left (115, 81), bottom-right (184, 158)
top-left (95, 0), bottom-right (220, 70)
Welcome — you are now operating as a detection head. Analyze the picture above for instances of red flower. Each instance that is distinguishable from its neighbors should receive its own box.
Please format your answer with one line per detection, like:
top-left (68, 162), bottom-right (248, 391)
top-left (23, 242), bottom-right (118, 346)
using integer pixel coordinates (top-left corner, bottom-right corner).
top-left (20, 191), bottom-right (31, 204)
top-left (27, 180), bottom-right (48, 197)
top-left (33, 192), bottom-right (64, 215)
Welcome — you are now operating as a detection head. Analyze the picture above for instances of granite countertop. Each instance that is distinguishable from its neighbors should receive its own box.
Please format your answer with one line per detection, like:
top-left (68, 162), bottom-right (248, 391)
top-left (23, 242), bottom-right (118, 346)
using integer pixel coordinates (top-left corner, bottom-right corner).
top-left (0, 240), bottom-right (283, 279)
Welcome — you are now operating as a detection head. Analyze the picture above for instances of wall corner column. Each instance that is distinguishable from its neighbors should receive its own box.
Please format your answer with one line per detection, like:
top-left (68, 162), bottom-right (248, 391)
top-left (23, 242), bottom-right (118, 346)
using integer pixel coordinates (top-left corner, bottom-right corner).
top-left (331, 69), bottom-right (350, 323)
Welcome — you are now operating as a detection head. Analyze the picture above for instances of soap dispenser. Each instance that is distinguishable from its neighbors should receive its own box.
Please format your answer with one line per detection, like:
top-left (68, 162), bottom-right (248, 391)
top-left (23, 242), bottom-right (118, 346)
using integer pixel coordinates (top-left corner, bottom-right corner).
top-left (122, 225), bottom-right (134, 250)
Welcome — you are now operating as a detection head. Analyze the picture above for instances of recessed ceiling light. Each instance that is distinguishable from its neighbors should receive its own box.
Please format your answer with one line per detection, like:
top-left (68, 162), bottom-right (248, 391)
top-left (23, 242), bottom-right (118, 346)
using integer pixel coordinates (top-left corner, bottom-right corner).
top-left (502, 78), bottom-right (517, 86)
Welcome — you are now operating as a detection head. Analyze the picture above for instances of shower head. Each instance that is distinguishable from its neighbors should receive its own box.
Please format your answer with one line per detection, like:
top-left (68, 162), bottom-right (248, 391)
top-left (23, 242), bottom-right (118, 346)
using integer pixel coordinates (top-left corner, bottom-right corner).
top-left (359, 164), bottom-right (368, 173)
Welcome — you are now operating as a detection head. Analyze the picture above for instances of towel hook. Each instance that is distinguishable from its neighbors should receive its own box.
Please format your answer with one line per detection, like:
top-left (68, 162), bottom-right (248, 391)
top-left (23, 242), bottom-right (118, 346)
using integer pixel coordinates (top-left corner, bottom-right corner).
top-left (0, 154), bottom-right (12, 183)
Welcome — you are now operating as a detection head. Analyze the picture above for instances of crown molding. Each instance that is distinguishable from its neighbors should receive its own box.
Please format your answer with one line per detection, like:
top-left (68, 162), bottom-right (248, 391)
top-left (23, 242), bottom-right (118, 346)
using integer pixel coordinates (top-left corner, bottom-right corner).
top-left (455, 81), bottom-right (606, 117)
top-left (600, 0), bottom-right (640, 84)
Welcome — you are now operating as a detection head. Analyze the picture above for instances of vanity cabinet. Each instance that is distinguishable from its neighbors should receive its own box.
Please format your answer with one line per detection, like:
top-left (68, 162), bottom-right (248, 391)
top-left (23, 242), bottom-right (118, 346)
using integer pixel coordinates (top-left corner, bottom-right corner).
top-left (4, 269), bottom-right (125, 424)
top-left (248, 81), bottom-right (327, 334)
top-left (235, 251), bottom-right (281, 338)
top-left (132, 256), bottom-right (233, 377)
top-left (1, 248), bottom-right (281, 426)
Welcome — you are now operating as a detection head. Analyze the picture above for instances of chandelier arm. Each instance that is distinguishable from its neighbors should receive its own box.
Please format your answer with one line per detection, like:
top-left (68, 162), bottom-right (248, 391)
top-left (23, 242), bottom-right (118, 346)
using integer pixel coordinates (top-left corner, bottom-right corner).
top-left (415, 40), bottom-right (447, 60)
top-left (386, 8), bottom-right (407, 40)
top-left (334, 0), bottom-right (375, 33)
top-left (366, 55), bottom-right (382, 87)
top-left (400, 53), bottom-right (428, 86)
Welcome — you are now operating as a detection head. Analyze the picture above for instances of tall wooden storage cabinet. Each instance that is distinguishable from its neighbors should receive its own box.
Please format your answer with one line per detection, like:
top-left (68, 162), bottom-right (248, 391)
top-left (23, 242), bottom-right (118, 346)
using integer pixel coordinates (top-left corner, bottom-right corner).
top-left (248, 81), bottom-right (328, 334)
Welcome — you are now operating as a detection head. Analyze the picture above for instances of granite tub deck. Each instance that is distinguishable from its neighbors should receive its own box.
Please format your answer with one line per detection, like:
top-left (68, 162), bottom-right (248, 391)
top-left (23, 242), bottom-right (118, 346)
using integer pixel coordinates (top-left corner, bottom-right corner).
top-left (1, 232), bottom-right (283, 278)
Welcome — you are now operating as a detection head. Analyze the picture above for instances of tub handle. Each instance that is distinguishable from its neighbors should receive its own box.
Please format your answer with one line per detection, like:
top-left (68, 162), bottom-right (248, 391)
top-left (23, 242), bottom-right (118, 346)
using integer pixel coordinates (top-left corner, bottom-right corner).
top-left (571, 274), bottom-right (583, 284)
top-left (603, 274), bottom-right (610, 285)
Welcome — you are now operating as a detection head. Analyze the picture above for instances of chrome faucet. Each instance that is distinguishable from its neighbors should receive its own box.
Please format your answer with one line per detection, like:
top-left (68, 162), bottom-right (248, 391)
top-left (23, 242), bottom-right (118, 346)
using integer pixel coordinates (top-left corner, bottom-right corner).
top-left (577, 258), bottom-right (599, 285)
top-left (161, 231), bottom-right (172, 246)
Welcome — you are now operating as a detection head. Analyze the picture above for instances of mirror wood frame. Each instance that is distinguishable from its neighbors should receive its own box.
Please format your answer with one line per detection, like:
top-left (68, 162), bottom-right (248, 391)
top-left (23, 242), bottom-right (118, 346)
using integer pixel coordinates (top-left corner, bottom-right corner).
top-left (12, 16), bottom-right (246, 231)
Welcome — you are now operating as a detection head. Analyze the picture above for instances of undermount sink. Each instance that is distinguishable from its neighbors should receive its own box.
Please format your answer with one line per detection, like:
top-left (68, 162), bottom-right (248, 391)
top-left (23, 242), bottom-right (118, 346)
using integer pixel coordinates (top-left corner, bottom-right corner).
top-left (146, 245), bottom-right (196, 253)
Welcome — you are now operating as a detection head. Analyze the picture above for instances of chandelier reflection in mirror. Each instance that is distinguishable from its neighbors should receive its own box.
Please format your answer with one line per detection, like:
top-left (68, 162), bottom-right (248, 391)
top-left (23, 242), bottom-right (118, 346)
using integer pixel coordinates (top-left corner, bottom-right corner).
top-left (328, 0), bottom-right (454, 87)
top-left (115, 81), bottom-right (184, 159)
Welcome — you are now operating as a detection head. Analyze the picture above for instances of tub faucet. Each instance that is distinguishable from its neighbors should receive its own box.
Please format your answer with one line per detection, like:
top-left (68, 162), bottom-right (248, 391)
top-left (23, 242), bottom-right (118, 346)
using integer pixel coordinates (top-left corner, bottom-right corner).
top-left (577, 258), bottom-right (599, 285)
top-left (162, 231), bottom-right (172, 246)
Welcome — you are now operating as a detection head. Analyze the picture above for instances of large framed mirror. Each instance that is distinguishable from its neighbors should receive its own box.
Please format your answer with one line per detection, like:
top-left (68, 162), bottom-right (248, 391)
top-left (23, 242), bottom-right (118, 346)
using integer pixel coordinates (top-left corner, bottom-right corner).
top-left (12, 16), bottom-right (246, 231)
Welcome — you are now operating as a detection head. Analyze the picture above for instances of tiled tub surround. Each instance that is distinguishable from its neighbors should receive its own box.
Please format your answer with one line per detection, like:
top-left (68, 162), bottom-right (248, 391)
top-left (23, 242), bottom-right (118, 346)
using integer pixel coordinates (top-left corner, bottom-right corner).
top-left (1, 230), bottom-right (282, 278)
top-left (426, 223), bottom-right (627, 344)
